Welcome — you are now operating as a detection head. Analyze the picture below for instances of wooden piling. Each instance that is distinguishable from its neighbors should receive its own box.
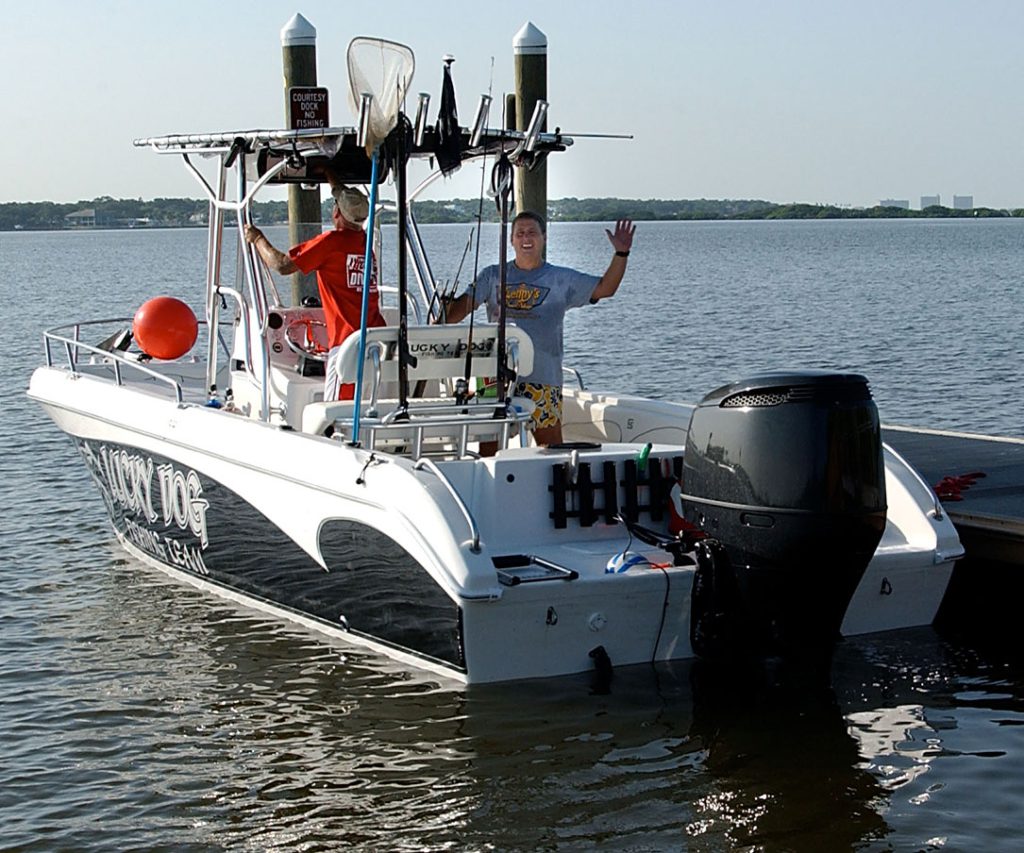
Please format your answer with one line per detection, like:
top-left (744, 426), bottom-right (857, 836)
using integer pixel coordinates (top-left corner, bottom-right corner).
top-left (281, 14), bottom-right (321, 305)
top-left (505, 94), bottom-right (517, 131)
top-left (513, 22), bottom-right (547, 225)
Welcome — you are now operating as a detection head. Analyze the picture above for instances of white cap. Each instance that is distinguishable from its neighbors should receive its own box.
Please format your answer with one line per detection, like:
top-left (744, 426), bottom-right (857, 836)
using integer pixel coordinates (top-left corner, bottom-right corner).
top-left (281, 13), bottom-right (316, 48)
top-left (513, 21), bottom-right (547, 55)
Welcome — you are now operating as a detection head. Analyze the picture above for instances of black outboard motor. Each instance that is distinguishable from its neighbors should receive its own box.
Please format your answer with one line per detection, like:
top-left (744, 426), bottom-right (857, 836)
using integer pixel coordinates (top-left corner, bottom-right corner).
top-left (683, 370), bottom-right (886, 662)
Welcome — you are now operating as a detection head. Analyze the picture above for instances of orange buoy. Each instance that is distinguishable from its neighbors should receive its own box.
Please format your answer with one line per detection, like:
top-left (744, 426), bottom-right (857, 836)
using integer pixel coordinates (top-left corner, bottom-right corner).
top-left (132, 296), bottom-right (198, 360)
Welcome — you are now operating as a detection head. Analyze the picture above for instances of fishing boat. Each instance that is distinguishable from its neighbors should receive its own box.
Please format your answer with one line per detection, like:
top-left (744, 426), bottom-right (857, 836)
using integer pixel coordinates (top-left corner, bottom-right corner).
top-left (27, 38), bottom-right (962, 683)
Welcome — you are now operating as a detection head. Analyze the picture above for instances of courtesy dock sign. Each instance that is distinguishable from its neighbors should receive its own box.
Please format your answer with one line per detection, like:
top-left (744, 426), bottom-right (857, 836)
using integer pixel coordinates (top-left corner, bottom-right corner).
top-left (289, 87), bottom-right (329, 129)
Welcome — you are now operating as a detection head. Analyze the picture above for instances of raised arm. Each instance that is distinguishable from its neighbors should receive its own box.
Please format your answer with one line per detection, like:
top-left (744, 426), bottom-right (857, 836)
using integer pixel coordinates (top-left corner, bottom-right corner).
top-left (590, 219), bottom-right (636, 301)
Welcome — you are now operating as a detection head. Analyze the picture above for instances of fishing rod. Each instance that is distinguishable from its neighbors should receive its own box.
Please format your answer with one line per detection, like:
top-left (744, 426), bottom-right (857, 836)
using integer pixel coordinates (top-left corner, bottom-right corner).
top-left (458, 191), bottom-right (486, 403)
top-left (492, 151), bottom-right (513, 408)
top-left (447, 227), bottom-right (474, 315)
top-left (458, 58), bottom-right (494, 406)
top-left (392, 114), bottom-right (416, 419)
top-left (458, 191), bottom-right (487, 404)
top-left (427, 227), bottom-right (473, 323)
top-left (426, 279), bottom-right (449, 323)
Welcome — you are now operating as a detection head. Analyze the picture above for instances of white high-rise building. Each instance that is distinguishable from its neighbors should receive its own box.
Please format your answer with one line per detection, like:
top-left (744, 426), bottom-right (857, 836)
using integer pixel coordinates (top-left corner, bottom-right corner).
top-left (952, 195), bottom-right (973, 210)
top-left (879, 199), bottom-right (910, 209)
top-left (921, 195), bottom-right (941, 208)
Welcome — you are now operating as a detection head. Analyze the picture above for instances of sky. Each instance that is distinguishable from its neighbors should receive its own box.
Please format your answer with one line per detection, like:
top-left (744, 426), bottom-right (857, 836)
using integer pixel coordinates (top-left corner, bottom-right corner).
top-left (3, 0), bottom-right (1023, 209)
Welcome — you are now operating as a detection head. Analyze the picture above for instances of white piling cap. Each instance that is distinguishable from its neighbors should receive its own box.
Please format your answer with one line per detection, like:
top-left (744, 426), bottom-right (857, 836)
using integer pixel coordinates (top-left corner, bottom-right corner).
top-left (281, 13), bottom-right (317, 47)
top-left (513, 21), bottom-right (547, 55)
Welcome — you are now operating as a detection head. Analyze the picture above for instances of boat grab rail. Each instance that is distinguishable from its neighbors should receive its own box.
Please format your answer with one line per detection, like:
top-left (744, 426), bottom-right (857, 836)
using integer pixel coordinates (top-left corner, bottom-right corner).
top-left (366, 406), bottom-right (527, 460)
top-left (882, 441), bottom-right (944, 521)
top-left (182, 151), bottom-right (289, 222)
top-left (43, 319), bottom-right (193, 404)
top-left (563, 365), bottom-right (586, 390)
top-left (379, 400), bottom-right (527, 425)
top-left (405, 211), bottom-right (437, 316)
top-left (413, 457), bottom-right (481, 553)
top-left (217, 286), bottom-right (268, 399)
top-left (180, 149), bottom-right (294, 422)
top-left (182, 150), bottom-right (291, 336)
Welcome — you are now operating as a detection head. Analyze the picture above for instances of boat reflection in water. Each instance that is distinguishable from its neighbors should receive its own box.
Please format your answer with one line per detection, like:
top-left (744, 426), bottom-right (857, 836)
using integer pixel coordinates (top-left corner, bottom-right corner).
top-left (83, 550), bottom-right (1006, 850)
top-left (458, 656), bottom-right (888, 850)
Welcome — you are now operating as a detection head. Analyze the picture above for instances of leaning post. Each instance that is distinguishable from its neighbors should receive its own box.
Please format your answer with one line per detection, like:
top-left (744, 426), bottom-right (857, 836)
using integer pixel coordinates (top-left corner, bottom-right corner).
top-left (281, 13), bottom-right (321, 305)
top-left (513, 22), bottom-right (547, 228)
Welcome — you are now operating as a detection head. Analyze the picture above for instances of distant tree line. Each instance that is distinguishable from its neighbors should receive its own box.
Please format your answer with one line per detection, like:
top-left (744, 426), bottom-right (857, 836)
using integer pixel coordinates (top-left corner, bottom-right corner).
top-left (0, 197), bottom-right (289, 231)
top-left (2, 195), bottom-right (1021, 231)
top-left (755, 202), bottom-right (1017, 220)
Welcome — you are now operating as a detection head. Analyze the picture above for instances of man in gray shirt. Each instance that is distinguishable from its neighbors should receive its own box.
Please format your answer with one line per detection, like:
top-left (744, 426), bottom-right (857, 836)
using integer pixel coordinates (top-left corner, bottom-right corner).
top-left (442, 211), bottom-right (635, 446)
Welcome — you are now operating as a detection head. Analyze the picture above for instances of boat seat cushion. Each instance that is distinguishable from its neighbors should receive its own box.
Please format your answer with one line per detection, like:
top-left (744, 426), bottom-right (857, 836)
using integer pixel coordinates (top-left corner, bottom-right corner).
top-left (299, 324), bottom-right (534, 437)
top-left (334, 323), bottom-right (534, 386)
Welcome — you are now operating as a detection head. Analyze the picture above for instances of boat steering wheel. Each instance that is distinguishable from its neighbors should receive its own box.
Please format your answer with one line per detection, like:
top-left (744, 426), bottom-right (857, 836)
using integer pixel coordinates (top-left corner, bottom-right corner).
top-left (284, 318), bottom-right (329, 362)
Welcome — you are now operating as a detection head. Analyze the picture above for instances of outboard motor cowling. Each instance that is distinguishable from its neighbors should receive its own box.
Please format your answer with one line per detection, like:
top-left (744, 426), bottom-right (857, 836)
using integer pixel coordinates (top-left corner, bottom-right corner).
top-left (683, 370), bottom-right (886, 660)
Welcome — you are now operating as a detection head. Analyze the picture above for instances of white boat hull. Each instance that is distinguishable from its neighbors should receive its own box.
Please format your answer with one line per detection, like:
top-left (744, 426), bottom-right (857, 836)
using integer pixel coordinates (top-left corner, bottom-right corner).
top-left (29, 365), bottom-right (963, 684)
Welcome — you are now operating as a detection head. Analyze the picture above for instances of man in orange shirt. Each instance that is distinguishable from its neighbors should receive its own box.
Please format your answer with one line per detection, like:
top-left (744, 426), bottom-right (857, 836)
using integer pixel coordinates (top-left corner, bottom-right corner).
top-left (244, 184), bottom-right (384, 400)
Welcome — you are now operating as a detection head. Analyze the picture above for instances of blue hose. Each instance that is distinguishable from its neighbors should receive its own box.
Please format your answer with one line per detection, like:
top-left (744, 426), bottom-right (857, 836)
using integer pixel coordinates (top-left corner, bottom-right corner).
top-left (350, 150), bottom-right (380, 446)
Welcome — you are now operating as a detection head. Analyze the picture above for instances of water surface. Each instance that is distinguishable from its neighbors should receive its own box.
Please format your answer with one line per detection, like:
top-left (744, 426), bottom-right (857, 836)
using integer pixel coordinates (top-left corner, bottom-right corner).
top-left (3, 220), bottom-right (1023, 850)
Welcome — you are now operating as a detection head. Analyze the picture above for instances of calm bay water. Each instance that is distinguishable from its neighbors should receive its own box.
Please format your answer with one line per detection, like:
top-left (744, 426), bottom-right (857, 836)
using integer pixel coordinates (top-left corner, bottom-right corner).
top-left (2, 219), bottom-right (1023, 851)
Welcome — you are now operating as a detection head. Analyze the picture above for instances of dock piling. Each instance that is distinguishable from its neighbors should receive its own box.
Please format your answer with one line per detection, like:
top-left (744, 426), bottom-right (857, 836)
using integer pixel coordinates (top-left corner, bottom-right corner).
top-left (281, 13), bottom-right (322, 305)
top-left (513, 22), bottom-right (547, 228)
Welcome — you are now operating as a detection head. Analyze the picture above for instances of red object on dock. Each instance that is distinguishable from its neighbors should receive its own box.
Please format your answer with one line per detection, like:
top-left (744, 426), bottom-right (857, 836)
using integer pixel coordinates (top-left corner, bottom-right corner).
top-left (133, 296), bottom-right (198, 359)
top-left (934, 472), bottom-right (987, 501)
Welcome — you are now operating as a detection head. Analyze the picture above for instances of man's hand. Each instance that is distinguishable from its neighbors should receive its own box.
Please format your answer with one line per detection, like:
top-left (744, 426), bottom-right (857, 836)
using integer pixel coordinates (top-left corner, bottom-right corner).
top-left (438, 293), bottom-right (472, 324)
top-left (591, 219), bottom-right (636, 301)
top-left (606, 219), bottom-right (636, 254)
top-left (243, 225), bottom-right (298, 275)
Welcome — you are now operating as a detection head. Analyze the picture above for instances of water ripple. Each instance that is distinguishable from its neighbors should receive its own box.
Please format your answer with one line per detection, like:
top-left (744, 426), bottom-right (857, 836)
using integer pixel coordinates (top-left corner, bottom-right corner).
top-left (3, 223), bottom-right (1024, 850)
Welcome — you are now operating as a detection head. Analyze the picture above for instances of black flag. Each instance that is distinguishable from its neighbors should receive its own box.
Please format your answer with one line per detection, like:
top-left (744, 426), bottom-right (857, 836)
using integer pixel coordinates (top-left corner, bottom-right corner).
top-left (435, 58), bottom-right (461, 177)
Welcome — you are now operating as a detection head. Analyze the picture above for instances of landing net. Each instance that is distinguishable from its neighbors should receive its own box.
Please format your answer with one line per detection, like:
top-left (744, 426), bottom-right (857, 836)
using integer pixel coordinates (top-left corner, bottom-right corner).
top-left (347, 37), bottom-right (415, 153)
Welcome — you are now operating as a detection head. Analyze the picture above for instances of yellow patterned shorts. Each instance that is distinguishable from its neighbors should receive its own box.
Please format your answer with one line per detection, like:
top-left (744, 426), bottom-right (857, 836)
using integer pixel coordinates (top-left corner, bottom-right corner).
top-left (513, 382), bottom-right (562, 430)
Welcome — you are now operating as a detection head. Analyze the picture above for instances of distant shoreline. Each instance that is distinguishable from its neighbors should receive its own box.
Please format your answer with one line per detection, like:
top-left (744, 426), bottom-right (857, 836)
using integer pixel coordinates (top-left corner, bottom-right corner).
top-left (3, 197), bottom-right (1021, 231)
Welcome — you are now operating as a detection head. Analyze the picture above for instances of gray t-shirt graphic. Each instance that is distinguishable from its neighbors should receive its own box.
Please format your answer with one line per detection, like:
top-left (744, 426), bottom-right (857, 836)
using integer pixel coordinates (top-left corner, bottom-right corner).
top-left (466, 261), bottom-right (599, 385)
